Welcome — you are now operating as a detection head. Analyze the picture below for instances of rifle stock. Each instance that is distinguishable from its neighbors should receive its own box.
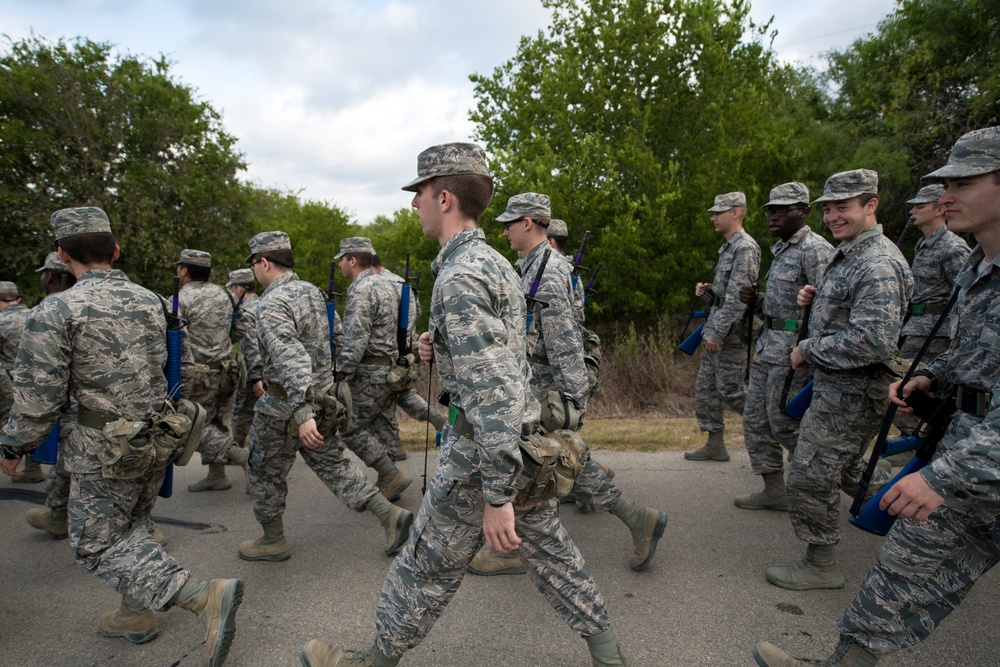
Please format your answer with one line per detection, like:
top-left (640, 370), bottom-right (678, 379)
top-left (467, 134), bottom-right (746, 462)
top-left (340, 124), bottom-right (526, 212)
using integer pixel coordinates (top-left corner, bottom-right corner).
top-left (849, 455), bottom-right (928, 536)
top-left (397, 252), bottom-right (412, 361)
top-left (782, 379), bottom-right (813, 421)
top-left (524, 249), bottom-right (551, 333)
top-left (160, 276), bottom-right (184, 498)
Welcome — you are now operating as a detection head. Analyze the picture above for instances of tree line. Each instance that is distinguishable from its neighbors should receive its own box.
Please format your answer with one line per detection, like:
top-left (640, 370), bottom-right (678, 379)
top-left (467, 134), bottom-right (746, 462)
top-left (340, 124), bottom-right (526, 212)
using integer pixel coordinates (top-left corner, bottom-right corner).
top-left (2, 0), bottom-right (998, 328)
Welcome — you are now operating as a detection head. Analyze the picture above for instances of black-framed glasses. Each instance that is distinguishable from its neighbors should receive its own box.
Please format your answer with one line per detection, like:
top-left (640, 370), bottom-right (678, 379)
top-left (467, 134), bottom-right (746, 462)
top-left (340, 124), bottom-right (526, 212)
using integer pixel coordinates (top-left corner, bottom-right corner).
top-left (248, 257), bottom-right (266, 268)
top-left (766, 206), bottom-right (807, 217)
top-left (502, 217), bottom-right (525, 231)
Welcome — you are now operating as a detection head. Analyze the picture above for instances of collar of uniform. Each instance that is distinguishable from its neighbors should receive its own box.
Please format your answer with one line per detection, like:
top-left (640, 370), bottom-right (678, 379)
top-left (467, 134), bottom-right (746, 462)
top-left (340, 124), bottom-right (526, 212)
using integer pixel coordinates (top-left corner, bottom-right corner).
top-left (432, 226), bottom-right (483, 277)
top-left (770, 224), bottom-right (811, 256)
top-left (720, 226), bottom-right (749, 253)
top-left (77, 268), bottom-right (127, 284)
top-left (918, 224), bottom-right (951, 251)
top-left (355, 267), bottom-right (375, 283)
top-left (261, 272), bottom-right (298, 296)
top-left (521, 239), bottom-right (550, 275)
top-left (836, 223), bottom-right (884, 257)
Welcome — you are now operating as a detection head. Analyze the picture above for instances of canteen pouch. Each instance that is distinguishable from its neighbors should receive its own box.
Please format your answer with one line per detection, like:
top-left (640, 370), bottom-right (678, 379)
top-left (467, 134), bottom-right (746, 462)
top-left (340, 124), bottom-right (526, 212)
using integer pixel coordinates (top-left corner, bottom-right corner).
top-left (540, 390), bottom-right (582, 432)
top-left (315, 380), bottom-right (353, 438)
top-left (98, 419), bottom-right (156, 480)
top-left (386, 353), bottom-right (420, 391)
top-left (512, 429), bottom-right (589, 511)
top-left (219, 353), bottom-right (248, 395)
top-left (582, 326), bottom-right (603, 396)
top-left (167, 399), bottom-right (206, 466)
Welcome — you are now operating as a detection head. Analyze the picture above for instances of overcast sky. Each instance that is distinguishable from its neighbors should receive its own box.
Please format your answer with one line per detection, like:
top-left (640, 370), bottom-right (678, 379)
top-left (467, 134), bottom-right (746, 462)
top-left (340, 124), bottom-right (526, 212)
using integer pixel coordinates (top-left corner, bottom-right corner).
top-left (2, 0), bottom-right (897, 224)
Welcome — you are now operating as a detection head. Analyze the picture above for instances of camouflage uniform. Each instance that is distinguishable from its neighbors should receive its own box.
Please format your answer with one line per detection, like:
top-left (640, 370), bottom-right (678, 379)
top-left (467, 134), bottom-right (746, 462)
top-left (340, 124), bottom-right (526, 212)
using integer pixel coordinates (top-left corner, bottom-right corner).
top-left (250, 270), bottom-right (377, 525)
top-left (336, 239), bottom-right (400, 470)
top-left (0, 209), bottom-right (189, 612)
top-left (791, 195), bottom-right (913, 546)
top-left (695, 201), bottom-right (761, 434)
top-left (0, 301), bottom-right (29, 371)
top-left (175, 251), bottom-right (238, 465)
top-left (372, 224), bottom-right (610, 656)
top-left (744, 220), bottom-right (834, 475)
top-left (227, 268), bottom-right (262, 447)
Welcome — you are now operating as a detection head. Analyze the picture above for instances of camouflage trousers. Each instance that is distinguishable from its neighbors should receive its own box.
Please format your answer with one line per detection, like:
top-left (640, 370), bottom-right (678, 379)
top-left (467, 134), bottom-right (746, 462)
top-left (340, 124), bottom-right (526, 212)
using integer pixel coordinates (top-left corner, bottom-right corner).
top-left (375, 384), bottom-right (443, 457)
top-left (230, 384), bottom-right (259, 447)
top-left (45, 447), bottom-right (72, 515)
top-left (694, 340), bottom-right (748, 433)
top-left (835, 418), bottom-right (999, 655)
top-left (190, 368), bottom-right (237, 463)
top-left (69, 469), bottom-right (188, 611)
top-left (893, 335), bottom-right (951, 435)
top-left (247, 393), bottom-right (378, 525)
top-left (371, 430), bottom-right (610, 658)
top-left (742, 358), bottom-right (809, 476)
top-left (787, 383), bottom-right (888, 545)
top-left (570, 457), bottom-right (621, 513)
top-left (341, 367), bottom-right (396, 467)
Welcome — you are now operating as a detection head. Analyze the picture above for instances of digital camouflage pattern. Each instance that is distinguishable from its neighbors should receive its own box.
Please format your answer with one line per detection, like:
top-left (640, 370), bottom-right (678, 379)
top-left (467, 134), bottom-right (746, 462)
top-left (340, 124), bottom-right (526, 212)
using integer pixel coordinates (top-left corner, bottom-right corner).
top-left (791, 224), bottom-right (912, 544)
top-left (0, 302), bottom-right (29, 370)
top-left (743, 225), bottom-right (834, 474)
top-left (900, 225), bottom-right (970, 339)
top-left (496, 192), bottom-right (552, 222)
top-left (836, 244), bottom-right (1000, 655)
top-left (695, 226), bottom-right (760, 433)
top-left (401, 142), bottom-right (491, 192)
top-left (178, 279), bottom-right (237, 463)
top-left (0, 281), bottom-right (19, 299)
top-left (906, 183), bottom-right (945, 204)
top-left (707, 191), bottom-right (747, 212)
top-left (547, 219), bottom-right (568, 237)
top-left (517, 240), bottom-right (589, 412)
top-left (334, 236), bottom-right (375, 259)
top-left (812, 169), bottom-right (878, 203)
top-left (175, 248), bottom-right (212, 268)
top-left (246, 230), bottom-right (292, 261)
top-left (0, 367), bottom-right (12, 422)
top-left (370, 225), bottom-right (609, 658)
top-left (50, 206), bottom-right (111, 239)
top-left (230, 292), bottom-right (261, 446)
top-left (923, 126), bottom-right (1000, 180)
top-left (763, 182), bottom-right (810, 207)
top-left (249, 272), bottom-right (378, 523)
top-left (226, 268), bottom-right (254, 287)
top-left (0, 269), bottom-right (168, 475)
top-left (36, 251), bottom-right (69, 273)
top-left (337, 267), bottom-right (400, 467)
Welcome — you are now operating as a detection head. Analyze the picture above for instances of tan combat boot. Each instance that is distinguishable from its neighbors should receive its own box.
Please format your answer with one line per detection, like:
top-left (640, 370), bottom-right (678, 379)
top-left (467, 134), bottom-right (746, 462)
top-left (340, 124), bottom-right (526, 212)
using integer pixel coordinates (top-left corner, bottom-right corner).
top-left (13, 458), bottom-right (45, 483)
top-left (300, 641), bottom-right (400, 666)
top-left (26, 507), bottom-right (68, 540)
top-left (752, 636), bottom-right (879, 666)
top-left (609, 495), bottom-right (668, 572)
top-left (766, 543), bottom-right (845, 591)
top-left (373, 455), bottom-right (411, 502)
top-left (188, 462), bottom-right (232, 492)
top-left (735, 470), bottom-right (788, 511)
top-left (585, 627), bottom-right (630, 666)
top-left (152, 524), bottom-right (168, 547)
top-left (239, 518), bottom-right (291, 561)
top-left (366, 493), bottom-right (413, 556)
top-left (468, 545), bottom-right (526, 576)
top-left (175, 578), bottom-right (244, 667)
top-left (98, 601), bottom-right (159, 644)
top-left (684, 429), bottom-right (730, 461)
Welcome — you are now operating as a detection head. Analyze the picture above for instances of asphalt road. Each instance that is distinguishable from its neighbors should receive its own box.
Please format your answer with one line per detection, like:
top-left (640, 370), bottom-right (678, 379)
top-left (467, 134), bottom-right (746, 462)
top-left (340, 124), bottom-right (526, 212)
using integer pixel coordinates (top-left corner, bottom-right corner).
top-left (1, 447), bottom-right (995, 666)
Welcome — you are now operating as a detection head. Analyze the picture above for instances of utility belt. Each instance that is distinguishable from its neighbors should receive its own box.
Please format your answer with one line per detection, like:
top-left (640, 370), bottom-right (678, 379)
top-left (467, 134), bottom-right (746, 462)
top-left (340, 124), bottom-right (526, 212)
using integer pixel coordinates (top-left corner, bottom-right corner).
top-left (360, 355), bottom-right (394, 367)
top-left (821, 362), bottom-right (898, 380)
top-left (764, 316), bottom-right (801, 332)
top-left (956, 385), bottom-right (991, 419)
top-left (265, 382), bottom-right (353, 438)
top-left (909, 302), bottom-right (948, 316)
top-left (79, 400), bottom-right (205, 480)
top-left (446, 403), bottom-right (589, 511)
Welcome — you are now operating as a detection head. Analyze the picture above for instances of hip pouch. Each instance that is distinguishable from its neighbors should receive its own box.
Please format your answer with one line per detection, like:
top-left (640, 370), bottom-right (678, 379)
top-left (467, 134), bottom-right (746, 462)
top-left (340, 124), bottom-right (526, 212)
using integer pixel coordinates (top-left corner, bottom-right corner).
top-left (386, 352), bottom-right (421, 391)
top-left (314, 380), bottom-right (353, 438)
top-left (512, 430), bottom-right (589, 511)
top-left (97, 399), bottom-right (205, 479)
top-left (219, 352), bottom-right (248, 395)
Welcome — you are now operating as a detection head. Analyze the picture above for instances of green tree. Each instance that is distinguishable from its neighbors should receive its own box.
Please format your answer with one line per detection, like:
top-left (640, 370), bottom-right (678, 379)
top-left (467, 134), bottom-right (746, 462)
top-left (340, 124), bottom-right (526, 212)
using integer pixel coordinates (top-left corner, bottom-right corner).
top-left (0, 36), bottom-right (248, 298)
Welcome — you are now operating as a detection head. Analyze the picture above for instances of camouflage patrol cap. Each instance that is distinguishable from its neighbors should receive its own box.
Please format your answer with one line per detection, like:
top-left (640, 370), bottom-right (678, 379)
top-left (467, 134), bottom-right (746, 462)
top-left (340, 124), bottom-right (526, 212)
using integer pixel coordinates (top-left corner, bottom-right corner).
top-left (496, 193), bottom-right (551, 223)
top-left (36, 251), bottom-right (70, 273)
top-left (813, 169), bottom-right (878, 204)
top-left (175, 249), bottom-right (212, 268)
top-left (50, 207), bottom-right (113, 240)
top-left (226, 268), bottom-right (255, 287)
top-left (334, 236), bottom-right (375, 260)
top-left (245, 231), bottom-right (292, 262)
top-left (763, 182), bottom-right (810, 207)
top-left (707, 192), bottom-right (747, 212)
top-left (401, 142), bottom-right (491, 192)
top-left (923, 126), bottom-right (1000, 181)
top-left (906, 183), bottom-right (946, 205)
top-left (547, 219), bottom-right (568, 237)
top-left (0, 281), bottom-right (18, 300)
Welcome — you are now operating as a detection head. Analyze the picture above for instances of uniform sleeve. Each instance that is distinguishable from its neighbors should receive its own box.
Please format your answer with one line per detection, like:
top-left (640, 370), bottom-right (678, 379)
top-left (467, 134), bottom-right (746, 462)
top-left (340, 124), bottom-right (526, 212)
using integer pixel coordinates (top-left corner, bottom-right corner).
top-left (803, 239), bottom-right (835, 289)
top-left (0, 303), bottom-right (69, 450)
top-left (236, 305), bottom-right (263, 380)
top-left (257, 295), bottom-right (317, 426)
top-left (439, 272), bottom-right (522, 505)
top-left (921, 377), bottom-right (1000, 502)
top-left (705, 242), bottom-right (759, 343)
top-left (0, 312), bottom-right (25, 369)
top-left (536, 267), bottom-right (589, 409)
top-left (942, 239), bottom-right (972, 284)
top-left (799, 262), bottom-right (909, 370)
top-left (336, 282), bottom-right (373, 379)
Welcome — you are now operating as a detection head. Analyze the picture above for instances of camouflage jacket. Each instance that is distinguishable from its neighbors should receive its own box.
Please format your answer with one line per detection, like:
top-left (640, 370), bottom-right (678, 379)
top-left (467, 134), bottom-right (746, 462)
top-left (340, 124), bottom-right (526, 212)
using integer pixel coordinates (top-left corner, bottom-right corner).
top-left (798, 225), bottom-right (913, 392)
top-left (177, 280), bottom-right (235, 368)
top-left (0, 303), bottom-right (29, 370)
top-left (922, 247), bottom-right (1000, 503)
top-left (517, 240), bottom-right (589, 408)
top-left (0, 269), bottom-right (168, 474)
top-left (429, 226), bottom-right (534, 505)
top-left (754, 226), bottom-right (834, 364)
top-left (703, 227), bottom-right (760, 344)
top-left (230, 293), bottom-right (263, 380)
top-left (337, 268), bottom-right (399, 379)
top-left (256, 273), bottom-right (333, 427)
top-left (900, 225), bottom-right (970, 338)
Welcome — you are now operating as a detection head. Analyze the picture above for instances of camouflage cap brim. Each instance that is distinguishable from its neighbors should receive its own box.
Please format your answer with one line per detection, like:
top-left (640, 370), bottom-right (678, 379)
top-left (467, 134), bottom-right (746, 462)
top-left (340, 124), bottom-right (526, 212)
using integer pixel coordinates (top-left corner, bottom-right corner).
top-left (402, 142), bottom-right (491, 192)
top-left (922, 126), bottom-right (1000, 182)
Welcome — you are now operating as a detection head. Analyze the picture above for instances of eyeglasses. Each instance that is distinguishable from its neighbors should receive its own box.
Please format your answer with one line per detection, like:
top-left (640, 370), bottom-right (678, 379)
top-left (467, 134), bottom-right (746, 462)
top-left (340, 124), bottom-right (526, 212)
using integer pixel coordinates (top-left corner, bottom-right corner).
top-left (248, 257), bottom-right (266, 268)
top-left (767, 206), bottom-right (806, 217)
top-left (502, 218), bottom-right (525, 231)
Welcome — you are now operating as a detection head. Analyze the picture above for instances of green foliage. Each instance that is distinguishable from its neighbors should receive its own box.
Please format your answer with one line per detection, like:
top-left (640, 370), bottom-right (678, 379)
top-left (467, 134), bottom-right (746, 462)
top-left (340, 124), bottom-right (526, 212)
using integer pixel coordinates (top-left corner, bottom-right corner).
top-left (0, 36), bottom-right (249, 299)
